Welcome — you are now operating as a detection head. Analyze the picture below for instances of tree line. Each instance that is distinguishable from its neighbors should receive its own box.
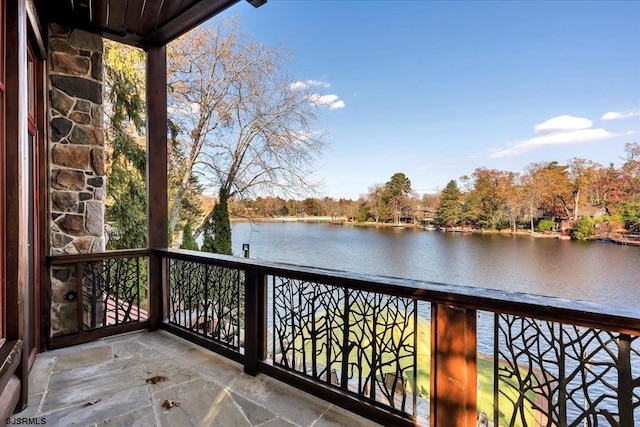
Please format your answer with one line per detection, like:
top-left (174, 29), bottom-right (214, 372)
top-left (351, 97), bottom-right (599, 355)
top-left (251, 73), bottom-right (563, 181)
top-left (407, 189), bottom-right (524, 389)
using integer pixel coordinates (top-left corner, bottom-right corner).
top-left (231, 145), bottom-right (640, 238)
top-left (432, 147), bottom-right (640, 235)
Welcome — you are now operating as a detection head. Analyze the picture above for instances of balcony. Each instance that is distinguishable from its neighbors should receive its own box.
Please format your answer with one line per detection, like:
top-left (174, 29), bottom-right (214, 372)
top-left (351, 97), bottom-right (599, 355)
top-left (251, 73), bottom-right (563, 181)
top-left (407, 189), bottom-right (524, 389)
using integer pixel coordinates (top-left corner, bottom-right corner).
top-left (19, 329), bottom-right (375, 426)
top-left (40, 249), bottom-right (640, 426)
top-left (4, 1), bottom-right (637, 423)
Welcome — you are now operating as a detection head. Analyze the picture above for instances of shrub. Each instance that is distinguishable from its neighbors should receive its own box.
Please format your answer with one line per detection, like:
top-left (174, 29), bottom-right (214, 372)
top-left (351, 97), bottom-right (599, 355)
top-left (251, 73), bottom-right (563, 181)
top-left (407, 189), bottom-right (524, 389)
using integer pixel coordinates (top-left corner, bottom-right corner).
top-left (180, 223), bottom-right (199, 251)
top-left (573, 216), bottom-right (594, 240)
top-left (536, 219), bottom-right (555, 232)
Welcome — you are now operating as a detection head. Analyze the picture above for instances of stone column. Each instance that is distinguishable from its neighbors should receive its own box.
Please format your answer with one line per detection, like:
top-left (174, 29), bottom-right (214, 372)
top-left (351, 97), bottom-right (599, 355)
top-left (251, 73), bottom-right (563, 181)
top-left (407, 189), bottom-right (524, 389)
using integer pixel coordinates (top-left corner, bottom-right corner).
top-left (48, 24), bottom-right (105, 336)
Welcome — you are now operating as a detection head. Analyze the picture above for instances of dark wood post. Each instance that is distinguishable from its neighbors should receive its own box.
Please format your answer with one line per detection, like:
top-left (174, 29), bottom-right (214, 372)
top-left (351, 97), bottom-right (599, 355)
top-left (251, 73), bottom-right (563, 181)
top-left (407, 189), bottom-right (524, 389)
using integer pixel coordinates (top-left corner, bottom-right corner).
top-left (618, 334), bottom-right (633, 427)
top-left (5, 0), bottom-right (29, 410)
top-left (244, 269), bottom-right (267, 375)
top-left (146, 45), bottom-right (168, 331)
top-left (430, 303), bottom-right (477, 427)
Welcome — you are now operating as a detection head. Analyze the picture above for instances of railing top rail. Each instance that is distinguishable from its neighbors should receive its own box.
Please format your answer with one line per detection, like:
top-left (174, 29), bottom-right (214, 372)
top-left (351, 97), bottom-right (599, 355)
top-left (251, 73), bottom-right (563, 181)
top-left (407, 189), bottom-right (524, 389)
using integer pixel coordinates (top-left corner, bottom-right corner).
top-left (48, 248), bottom-right (150, 265)
top-left (156, 248), bottom-right (640, 335)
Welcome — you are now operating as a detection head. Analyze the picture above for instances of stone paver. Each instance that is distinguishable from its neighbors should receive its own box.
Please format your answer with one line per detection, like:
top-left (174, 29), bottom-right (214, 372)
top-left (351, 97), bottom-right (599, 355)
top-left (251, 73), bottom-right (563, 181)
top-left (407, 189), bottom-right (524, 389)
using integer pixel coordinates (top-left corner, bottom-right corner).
top-left (12, 331), bottom-right (382, 427)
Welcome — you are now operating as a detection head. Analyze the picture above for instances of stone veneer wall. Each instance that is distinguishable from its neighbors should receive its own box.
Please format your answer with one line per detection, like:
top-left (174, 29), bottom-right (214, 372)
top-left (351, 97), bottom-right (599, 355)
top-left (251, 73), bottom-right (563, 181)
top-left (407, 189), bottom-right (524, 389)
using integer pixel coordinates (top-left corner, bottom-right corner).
top-left (48, 24), bottom-right (105, 336)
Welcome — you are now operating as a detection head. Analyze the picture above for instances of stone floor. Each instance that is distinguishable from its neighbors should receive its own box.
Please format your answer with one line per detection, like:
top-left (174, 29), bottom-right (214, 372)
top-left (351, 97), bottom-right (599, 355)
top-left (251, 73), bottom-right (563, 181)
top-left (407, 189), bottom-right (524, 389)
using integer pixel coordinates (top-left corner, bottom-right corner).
top-left (12, 330), bottom-right (381, 427)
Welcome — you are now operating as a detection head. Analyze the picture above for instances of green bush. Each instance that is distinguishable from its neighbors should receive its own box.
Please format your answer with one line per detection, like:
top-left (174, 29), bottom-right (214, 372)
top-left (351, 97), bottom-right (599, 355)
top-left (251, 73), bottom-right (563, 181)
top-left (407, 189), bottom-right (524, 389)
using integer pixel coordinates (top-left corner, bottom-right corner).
top-left (573, 216), bottom-right (594, 240)
top-left (536, 219), bottom-right (555, 232)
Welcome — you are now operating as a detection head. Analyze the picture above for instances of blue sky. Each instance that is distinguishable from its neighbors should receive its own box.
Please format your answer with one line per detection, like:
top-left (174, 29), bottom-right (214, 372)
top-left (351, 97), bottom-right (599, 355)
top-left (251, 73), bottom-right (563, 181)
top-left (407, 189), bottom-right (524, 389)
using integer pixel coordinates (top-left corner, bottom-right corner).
top-left (223, 1), bottom-right (640, 199)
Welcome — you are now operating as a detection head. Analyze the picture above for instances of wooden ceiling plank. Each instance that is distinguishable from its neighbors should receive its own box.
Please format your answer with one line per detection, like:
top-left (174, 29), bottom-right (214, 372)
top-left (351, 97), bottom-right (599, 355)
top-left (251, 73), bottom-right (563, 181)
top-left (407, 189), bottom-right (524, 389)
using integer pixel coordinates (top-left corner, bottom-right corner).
top-left (155, 0), bottom-right (184, 31)
top-left (107, 0), bottom-right (128, 36)
top-left (47, 0), bottom-right (247, 48)
top-left (92, 0), bottom-right (109, 30)
top-left (146, 0), bottom-right (240, 46)
top-left (123, 0), bottom-right (146, 35)
top-left (137, 0), bottom-right (164, 35)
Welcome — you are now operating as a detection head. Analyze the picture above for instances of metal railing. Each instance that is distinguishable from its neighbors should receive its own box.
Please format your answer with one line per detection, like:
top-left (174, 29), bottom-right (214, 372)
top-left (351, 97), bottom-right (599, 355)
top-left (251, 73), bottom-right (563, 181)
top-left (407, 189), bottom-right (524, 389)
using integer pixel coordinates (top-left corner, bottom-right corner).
top-left (156, 248), bottom-right (640, 427)
top-left (492, 313), bottom-right (639, 426)
top-left (48, 249), bottom-right (149, 348)
top-left (48, 248), bottom-right (639, 426)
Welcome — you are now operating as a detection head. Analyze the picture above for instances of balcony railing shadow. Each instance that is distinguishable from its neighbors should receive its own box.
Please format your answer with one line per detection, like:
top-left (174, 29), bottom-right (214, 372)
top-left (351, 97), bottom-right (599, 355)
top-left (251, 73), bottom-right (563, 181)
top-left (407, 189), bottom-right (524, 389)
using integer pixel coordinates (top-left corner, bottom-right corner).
top-left (46, 248), bottom-right (640, 427)
top-left (20, 329), bottom-right (378, 426)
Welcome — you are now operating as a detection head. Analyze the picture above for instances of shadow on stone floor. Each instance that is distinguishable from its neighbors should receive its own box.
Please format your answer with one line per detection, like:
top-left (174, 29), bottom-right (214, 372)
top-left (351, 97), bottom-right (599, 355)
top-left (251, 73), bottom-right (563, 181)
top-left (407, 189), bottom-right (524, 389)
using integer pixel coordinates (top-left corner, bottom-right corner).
top-left (12, 330), bottom-right (380, 427)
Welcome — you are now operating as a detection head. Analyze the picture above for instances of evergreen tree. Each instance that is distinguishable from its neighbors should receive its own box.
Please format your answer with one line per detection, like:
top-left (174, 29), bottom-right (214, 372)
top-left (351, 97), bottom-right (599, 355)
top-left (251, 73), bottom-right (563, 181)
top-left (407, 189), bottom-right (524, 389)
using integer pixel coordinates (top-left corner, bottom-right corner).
top-left (212, 189), bottom-right (232, 255)
top-left (201, 220), bottom-right (215, 253)
top-left (201, 189), bottom-right (232, 255)
top-left (436, 180), bottom-right (463, 227)
top-left (355, 202), bottom-right (370, 222)
top-left (103, 40), bottom-right (147, 249)
top-left (384, 173), bottom-right (412, 224)
top-left (179, 223), bottom-right (199, 250)
top-left (378, 199), bottom-right (391, 223)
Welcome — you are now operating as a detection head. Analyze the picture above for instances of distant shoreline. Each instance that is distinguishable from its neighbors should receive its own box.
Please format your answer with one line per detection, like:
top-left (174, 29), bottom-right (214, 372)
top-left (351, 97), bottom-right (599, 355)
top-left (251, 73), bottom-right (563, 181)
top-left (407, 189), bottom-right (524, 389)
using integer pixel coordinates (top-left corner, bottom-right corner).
top-left (229, 216), bottom-right (640, 246)
top-left (230, 216), bottom-right (557, 235)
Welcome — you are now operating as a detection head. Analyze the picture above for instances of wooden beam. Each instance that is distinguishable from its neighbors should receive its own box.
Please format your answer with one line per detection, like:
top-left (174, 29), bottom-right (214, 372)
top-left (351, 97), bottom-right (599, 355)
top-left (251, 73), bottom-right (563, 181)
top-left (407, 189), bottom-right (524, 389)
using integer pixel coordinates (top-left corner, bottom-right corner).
top-left (0, 0), bottom-right (5, 342)
top-left (36, 40), bottom-right (49, 353)
top-left (146, 45), bottom-right (168, 330)
top-left (431, 304), bottom-right (477, 427)
top-left (145, 0), bottom-right (240, 47)
top-left (5, 0), bottom-right (29, 411)
top-left (25, 0), bottom-right (45, 59)
top-left (243, 270), bottom-right (267, 375)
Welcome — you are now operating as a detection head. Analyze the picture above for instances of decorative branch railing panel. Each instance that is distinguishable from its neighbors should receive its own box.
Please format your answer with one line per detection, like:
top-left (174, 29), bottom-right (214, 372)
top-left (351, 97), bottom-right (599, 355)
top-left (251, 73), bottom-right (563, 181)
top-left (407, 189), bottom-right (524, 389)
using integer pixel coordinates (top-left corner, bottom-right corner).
top-left (270, 275), bottom-right (421, 418)
top-left (494, 314), bottom-right (640, 427)
top-left (48, 249), bottom-right (149, 348)
top-left (48, 248), bottom-right (640, 426)
top-left (166, 258), bottom-right (244, 352)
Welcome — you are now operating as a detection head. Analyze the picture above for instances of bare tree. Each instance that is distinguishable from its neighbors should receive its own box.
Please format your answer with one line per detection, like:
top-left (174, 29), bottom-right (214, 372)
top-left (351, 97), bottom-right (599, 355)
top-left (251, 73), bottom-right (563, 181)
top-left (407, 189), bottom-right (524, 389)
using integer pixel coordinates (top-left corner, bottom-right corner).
top-left (167, 16), bottom-right (327, 237)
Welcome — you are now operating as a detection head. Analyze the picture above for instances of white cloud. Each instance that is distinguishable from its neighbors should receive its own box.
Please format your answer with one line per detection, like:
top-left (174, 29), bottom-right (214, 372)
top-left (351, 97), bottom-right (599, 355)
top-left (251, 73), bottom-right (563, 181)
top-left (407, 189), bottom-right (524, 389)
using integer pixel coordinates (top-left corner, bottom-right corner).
top-left (289, 79), bottom-right (331, 91)
top-left (289, 81), bottom-right (307, 91)
top-left (306, 79), bottom-right (331, 88)
top-left (490, 114), bottom-right (624, 158)
top-left (600, 110), bottom-right (640, 120)
top-left (491, 129), bottom-right (618, 158)
top-left (533, 115), bottom-right (592, 135)
top-left (307, 93), bottom-right (345, 110)
top-left (291, 79), bottom-right (345, 110)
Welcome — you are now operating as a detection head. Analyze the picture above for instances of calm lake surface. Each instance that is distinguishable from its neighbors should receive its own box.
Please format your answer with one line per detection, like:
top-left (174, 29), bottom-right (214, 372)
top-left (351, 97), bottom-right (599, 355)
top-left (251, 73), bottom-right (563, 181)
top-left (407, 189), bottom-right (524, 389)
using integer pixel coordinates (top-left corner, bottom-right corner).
top-left (231, 222), bottom-right (640, 309)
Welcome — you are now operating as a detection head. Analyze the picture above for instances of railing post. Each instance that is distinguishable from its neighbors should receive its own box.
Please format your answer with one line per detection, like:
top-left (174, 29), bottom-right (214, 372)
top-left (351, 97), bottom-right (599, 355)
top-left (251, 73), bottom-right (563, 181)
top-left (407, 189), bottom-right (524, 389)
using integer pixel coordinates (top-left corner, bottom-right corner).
top-left (430, 303), bottom-right (477, 427)
top-left (146, 45), bottom-right (168, 331)
top-left (244, 269), bottom-right (267, 376)
top-left (618, 334), bottom-right (633, 427)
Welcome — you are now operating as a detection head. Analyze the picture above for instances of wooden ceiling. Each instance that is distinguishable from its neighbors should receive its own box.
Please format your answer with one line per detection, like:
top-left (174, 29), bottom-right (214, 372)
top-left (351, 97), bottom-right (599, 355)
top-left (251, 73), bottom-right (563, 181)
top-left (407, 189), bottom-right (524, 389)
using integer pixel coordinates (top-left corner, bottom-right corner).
top-left (42, 0), bottom-right (266, 48)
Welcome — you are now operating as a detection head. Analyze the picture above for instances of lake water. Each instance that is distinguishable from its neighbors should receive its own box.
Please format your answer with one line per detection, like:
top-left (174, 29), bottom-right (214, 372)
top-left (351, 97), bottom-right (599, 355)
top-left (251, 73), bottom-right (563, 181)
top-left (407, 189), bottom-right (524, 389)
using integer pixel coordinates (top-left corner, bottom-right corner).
top-left (231, 221), bottom-right (640, 309)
